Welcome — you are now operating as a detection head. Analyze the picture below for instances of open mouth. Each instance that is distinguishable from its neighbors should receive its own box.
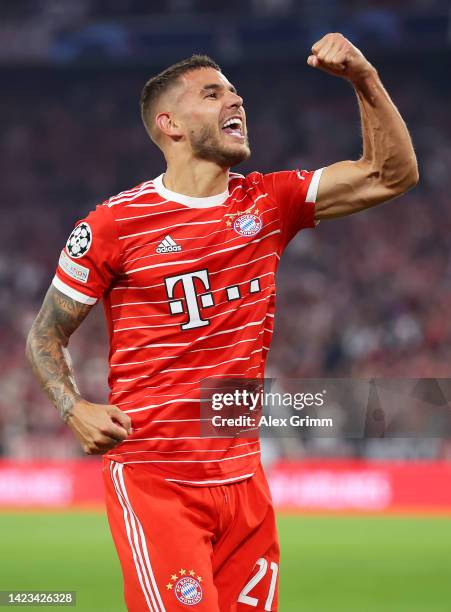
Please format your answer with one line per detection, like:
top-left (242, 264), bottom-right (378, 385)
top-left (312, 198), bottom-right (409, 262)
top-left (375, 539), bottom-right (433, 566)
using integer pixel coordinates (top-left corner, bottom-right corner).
top-left (221, 117), bottom-right (244, 140)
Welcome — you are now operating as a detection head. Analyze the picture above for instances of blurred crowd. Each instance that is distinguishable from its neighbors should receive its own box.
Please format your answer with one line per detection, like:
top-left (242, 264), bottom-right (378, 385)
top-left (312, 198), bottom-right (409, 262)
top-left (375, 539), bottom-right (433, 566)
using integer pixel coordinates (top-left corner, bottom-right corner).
top-left (1, 1), bottom-right (449, 65)
top-left (1, 45), bottom-right (450, 458)
top-left (2, 0), bottom-right (447, 19)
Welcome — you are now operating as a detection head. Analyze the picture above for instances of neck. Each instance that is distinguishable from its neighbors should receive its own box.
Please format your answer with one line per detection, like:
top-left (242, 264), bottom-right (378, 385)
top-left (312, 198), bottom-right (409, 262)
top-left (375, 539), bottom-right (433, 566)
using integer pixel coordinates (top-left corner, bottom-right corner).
top-left (163, 156), bottom-right (229, 197)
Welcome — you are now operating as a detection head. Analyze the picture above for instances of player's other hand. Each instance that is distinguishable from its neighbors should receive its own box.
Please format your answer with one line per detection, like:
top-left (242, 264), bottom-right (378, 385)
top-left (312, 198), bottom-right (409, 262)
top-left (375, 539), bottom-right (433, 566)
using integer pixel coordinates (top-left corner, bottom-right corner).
top-left (66, 400), bottom-right (132, 455)
top-left (307, 33), bottom-right (374, 83)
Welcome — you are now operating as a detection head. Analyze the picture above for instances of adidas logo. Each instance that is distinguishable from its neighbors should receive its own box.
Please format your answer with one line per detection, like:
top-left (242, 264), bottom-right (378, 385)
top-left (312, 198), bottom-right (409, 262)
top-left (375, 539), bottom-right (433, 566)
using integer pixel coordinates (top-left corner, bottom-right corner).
top-left (156, 234), bottom-right (182, 254)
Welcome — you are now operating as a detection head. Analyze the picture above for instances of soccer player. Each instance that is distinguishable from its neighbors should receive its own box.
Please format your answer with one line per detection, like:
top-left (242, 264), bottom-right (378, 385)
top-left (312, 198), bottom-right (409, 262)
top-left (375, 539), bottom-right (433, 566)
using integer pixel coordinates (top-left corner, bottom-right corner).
top-left (26, 34), bottom-right (417, 611)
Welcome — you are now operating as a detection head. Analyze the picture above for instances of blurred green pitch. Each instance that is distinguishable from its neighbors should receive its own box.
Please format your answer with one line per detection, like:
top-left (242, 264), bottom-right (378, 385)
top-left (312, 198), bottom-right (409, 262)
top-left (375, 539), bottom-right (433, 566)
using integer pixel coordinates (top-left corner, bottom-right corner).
top-left (0, 512), bottom-right (450, 611)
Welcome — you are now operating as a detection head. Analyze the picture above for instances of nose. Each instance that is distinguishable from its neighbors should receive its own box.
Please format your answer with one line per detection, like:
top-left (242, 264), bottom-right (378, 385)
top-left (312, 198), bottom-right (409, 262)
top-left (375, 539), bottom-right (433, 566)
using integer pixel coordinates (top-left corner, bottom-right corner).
top-left (227, 91), bottom-right (244, 109)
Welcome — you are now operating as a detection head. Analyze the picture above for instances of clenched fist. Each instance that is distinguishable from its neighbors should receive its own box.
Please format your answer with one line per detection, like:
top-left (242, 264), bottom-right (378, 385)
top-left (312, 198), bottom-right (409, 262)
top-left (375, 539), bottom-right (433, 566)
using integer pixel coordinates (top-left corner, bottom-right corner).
top-left (67, 400), bottom-right (132, 455)
top-left (307, 33), bottom-right (374, 83)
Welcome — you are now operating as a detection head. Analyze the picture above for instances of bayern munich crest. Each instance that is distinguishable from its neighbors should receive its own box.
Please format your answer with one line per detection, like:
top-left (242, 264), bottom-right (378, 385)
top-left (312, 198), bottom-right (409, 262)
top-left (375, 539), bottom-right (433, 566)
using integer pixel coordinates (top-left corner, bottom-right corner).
top-left (167, 569), bottom-right (203, 606)
top-left (233, 213), bottom-right (262, 237)
top-left (66, 222), bottom-right (92, 259)
top-left (175, 576), bottom-right (203, 605)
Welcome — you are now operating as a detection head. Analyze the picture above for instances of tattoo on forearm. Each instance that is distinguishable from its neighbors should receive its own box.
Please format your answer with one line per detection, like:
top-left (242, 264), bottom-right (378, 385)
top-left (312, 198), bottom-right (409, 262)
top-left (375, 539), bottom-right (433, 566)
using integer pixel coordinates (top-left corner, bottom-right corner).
top-left (26, 286), bottom-right (92, 421)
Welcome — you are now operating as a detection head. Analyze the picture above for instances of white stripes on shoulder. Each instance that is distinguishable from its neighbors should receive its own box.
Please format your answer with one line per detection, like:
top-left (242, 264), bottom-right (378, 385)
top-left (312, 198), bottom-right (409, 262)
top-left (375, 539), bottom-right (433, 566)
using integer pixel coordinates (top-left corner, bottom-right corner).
top-left (107, 182), bottom-right (156, 207)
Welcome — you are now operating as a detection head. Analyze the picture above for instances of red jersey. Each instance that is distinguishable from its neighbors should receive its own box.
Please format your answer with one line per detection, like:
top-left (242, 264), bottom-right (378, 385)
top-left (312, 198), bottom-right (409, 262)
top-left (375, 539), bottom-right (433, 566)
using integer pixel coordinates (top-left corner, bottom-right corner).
top-left (53, 168), bottom-right (323, 484)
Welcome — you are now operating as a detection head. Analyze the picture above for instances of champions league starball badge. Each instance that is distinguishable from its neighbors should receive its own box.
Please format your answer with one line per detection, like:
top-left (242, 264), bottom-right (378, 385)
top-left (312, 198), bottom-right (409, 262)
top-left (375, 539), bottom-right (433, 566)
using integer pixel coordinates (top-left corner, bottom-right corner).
top-left (233, 213), bottom-right (263, 237)
top-left (66, 222), bottom-right (92, 258)
top-left (166, 569), bottom-right (203, 606)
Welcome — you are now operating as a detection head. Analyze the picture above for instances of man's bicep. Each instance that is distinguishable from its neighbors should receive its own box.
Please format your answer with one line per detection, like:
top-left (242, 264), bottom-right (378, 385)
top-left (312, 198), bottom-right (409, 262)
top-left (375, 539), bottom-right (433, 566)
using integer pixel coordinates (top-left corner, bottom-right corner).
top-left (314, 160), bottom-right (394, 220)
top-left (32, 285), bottom-right (94, 343)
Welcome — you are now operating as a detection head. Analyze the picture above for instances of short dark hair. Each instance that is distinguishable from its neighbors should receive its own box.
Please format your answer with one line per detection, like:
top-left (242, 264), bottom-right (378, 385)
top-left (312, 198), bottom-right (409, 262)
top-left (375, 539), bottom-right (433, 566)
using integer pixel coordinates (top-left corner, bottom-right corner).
top-left (140, 54), bottom-right (221, 135)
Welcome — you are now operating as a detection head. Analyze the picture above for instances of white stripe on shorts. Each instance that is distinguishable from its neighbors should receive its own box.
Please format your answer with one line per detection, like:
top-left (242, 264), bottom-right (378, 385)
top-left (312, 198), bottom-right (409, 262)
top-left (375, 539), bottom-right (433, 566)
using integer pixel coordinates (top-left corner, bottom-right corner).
top-left (110, 462), bottom-right (166, 611)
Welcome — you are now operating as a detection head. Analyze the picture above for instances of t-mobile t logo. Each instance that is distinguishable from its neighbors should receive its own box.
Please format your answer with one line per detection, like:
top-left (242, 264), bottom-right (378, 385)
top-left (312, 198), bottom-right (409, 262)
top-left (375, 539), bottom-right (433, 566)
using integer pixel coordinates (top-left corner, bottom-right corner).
top-left (165, 269), bottom-right (214, 330)
top-left (164, 268), bottom-right (262, 331)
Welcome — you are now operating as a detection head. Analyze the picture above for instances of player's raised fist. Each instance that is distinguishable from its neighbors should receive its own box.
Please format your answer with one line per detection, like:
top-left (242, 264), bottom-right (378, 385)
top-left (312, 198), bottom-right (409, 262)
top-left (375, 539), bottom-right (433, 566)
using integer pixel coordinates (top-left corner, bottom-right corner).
top-left (307, 33), bottom-right (374, 82)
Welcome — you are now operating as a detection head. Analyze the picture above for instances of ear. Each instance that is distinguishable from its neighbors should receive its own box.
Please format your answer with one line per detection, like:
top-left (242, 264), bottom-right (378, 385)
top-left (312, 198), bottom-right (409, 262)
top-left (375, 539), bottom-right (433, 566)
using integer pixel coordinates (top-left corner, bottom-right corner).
top-left (155, 112), bottom-right (183, 140)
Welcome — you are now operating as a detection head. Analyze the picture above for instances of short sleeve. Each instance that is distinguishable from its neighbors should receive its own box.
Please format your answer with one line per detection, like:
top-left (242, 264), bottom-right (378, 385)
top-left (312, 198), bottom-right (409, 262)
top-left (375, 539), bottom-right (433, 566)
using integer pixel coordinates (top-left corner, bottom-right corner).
top-left (52, 204), bottom-right (122, 304)
top-left (262, 168), bottom-right (324, 248)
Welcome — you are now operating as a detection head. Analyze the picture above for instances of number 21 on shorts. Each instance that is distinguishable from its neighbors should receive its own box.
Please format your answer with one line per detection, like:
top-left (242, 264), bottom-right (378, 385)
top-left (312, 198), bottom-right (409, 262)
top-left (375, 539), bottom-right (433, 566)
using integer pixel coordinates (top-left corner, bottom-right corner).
top-left (238, 558), bottom-right (278, 610)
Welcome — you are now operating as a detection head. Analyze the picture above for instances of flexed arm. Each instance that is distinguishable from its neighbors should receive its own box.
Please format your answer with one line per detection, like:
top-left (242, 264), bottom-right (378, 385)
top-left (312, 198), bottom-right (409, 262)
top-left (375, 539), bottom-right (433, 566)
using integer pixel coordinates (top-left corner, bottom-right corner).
top-left (307, 33), bottom-right (419, 220)
top-left (26, 285), bottom-right (131, 454)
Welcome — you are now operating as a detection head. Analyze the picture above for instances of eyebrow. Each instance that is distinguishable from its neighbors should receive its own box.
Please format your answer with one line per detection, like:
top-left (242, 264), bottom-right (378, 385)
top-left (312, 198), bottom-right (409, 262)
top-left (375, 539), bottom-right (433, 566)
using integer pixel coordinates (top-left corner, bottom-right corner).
top-left (201, 83), bottom-right (238, 95)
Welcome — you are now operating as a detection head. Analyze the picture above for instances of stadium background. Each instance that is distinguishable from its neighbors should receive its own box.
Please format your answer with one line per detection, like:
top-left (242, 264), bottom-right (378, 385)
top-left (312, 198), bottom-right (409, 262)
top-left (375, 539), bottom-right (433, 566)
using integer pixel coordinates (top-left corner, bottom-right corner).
top-left (1, 0), bottom-right (451, 610)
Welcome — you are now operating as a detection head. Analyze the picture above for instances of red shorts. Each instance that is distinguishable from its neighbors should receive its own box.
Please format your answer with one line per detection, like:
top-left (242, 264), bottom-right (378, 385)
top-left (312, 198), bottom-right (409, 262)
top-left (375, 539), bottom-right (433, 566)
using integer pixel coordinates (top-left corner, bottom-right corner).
top-left (103, 460), bottom-right (280, 611)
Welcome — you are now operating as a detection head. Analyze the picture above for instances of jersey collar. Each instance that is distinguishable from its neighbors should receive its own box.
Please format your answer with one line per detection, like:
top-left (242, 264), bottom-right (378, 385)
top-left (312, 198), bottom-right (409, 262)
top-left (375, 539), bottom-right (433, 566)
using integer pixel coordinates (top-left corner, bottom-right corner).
top-left (153, 174), bottom-right (229, 208)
